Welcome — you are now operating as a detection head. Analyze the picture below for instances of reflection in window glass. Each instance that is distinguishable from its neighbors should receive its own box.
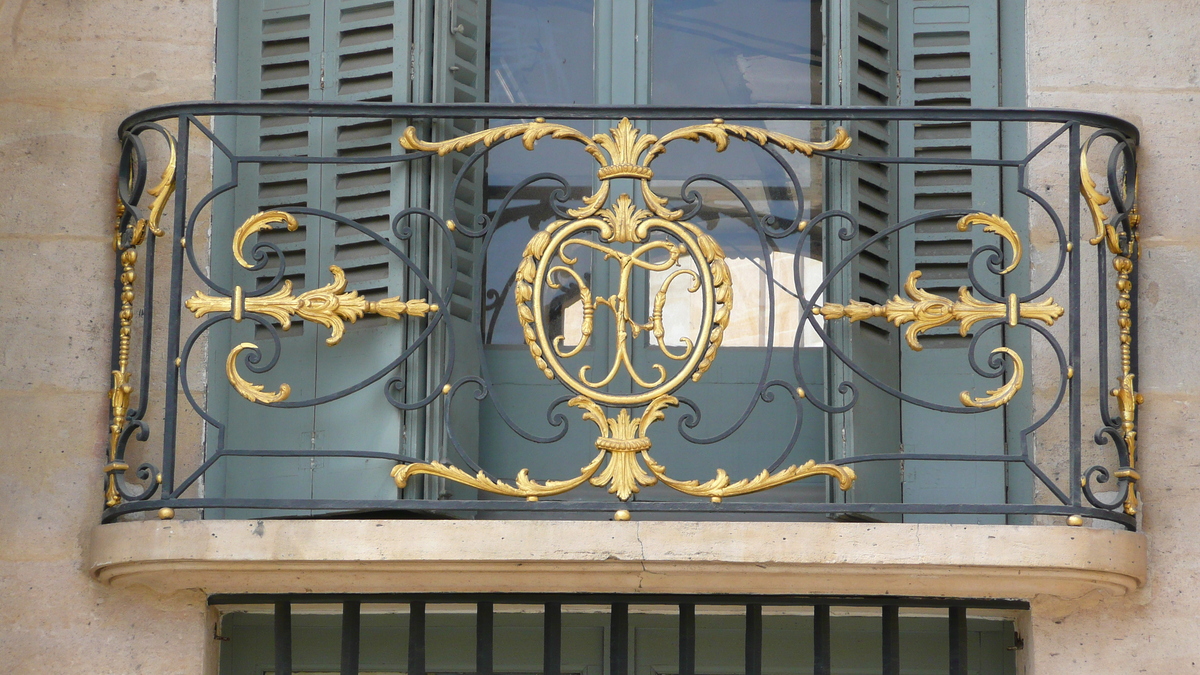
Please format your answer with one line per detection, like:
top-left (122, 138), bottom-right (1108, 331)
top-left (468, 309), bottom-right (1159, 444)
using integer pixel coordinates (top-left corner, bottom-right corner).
top-left (485, 0), bottom-right (596, 345)
top-left (649, 0), bottom-right (826, 350)
top-left (489, 0), bottom-right (594, 105)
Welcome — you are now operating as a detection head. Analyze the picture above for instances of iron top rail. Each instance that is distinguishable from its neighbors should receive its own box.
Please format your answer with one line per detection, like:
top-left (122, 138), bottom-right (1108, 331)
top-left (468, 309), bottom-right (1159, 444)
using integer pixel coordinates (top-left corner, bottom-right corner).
top-left (118, 102), bottom-right (1140, 143)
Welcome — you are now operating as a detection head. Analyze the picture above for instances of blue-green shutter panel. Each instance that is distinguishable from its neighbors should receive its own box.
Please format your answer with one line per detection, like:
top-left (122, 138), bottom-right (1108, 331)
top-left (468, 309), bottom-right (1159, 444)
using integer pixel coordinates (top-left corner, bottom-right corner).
top-left (896, 0), bottom-right (1011, 523)
top-left (209, 0), bottom-right (420, 516)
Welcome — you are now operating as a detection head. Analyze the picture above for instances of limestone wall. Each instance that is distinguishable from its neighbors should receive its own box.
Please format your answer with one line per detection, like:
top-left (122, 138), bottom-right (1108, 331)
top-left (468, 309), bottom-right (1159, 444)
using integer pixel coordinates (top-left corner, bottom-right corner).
top-left (0, 1), bottom-right (215, 672)
top-left (1022, 0), bottom-right (1200, 671)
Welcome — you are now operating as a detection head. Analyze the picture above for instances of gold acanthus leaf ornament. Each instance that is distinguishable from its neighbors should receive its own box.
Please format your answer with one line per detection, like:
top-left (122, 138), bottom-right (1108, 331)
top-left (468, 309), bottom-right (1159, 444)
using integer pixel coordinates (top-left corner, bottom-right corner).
top-left (956, 213), bottom-right (1021, 274)
top-left (816, 270), bottom-right (1053, 409)
top-left (391, 450), bottom-right (607, 502)
top-left (187, 265), bottom-right (436, 347)
top-left (232, 210), bottom-right (299, 268)
top-left (958, 347), bottom-right (1024, 409)
top-left (1080, 140), bottom-right (1129, 255)
top-left (121, 133), bottom-right (177, 248)
top-left (816, 271), bottom-right (1063, 352)
top-left (400, 118), bottom-right (850, 221)
top-left (643, 455), bottom-right (856, 503)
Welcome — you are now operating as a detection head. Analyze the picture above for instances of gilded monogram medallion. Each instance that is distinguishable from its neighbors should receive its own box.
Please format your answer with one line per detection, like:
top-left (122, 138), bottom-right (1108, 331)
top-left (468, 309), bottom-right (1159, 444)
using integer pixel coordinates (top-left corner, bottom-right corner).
top-left (391, 117), bottom-right (858, 502)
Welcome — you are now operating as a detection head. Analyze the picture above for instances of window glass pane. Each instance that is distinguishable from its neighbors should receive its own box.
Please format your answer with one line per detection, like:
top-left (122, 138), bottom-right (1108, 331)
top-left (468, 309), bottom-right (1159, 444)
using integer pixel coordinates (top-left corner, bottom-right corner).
top-left (489, 0), bottom-right (595, 105)
top-left (650, 0), bottom-right (821, 106)
top-left (649, 0), bottom-right (825, 349)
top-left (486, 0), bottom-right (596, 346)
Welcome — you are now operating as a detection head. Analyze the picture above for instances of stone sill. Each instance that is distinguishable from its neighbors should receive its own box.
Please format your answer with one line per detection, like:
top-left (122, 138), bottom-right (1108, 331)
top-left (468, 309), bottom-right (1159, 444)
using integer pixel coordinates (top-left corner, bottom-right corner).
top-left (88, 520), bottom-right (1146, 600)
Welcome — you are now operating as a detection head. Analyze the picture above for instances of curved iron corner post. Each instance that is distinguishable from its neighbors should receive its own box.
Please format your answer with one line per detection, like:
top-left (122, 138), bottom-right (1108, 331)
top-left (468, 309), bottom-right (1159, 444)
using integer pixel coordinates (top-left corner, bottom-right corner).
top-left (1079, 128), bottom-right (1142, 519)
top-left (106, 121), bottom-right (178, 510)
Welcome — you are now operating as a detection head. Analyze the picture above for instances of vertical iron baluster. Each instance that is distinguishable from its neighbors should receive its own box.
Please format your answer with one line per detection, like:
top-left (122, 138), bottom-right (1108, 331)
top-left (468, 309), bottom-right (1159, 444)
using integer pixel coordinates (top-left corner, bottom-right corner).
top-left (813, 605), bottom-right (831, 675)
top-left (274, 601), bottom-right (292, 675)
top-left (544, 603), bottom-right (562, 675)
top-left (341, 600), bottom-right (361, 675)
top-left (949, 607), bottom-right (968, 675)
top-left (159, 114), bottom-right (189, 496)
top-left (678, 603), bottom-right (696, 675)
top-left (882, 605), bottom-right (899, 675)
top-left (745, 604), bottom-right (763, 675)
top-left (477, 601), bottom-right (494, 675)
top-left (408, 602), bottom-right (426, 675)
top-left (611, 603), bottom-right (629, 675)
top-left (1068, 121), bottom-right (1083, 509)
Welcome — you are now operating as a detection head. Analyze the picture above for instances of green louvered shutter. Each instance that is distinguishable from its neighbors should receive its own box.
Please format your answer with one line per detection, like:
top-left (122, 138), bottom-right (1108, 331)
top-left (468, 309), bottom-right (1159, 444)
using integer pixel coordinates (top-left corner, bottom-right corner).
top-left (311, 0), bottom-right (419, 503)
top-left (210, 0), bottom-right (422, 514)
top-left (895, 0), bottom-right (1011, 522)
top-left (826, 0), bottom-right (904, 512)
top-left (210, 0), bottom-right (327, 517)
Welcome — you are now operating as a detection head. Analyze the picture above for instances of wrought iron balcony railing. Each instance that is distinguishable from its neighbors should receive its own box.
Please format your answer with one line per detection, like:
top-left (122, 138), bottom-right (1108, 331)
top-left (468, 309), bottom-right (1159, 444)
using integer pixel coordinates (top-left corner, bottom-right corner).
top-left (105, 103), bottom-right (1141, 529)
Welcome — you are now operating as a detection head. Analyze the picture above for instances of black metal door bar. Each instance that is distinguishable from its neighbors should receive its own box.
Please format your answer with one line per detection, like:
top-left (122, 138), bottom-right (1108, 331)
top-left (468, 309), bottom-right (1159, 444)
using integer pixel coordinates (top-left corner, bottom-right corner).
top-left (882, 605), bottom-right (900, 675)
top-left (408, 601), bottom-right (426, 675)
top-left (813, 604), bottom-right (831, 675)
top-left (477, 601), bottom-right (494, 675)
top-left (679, 603), bottom-right (696, 675)
top-left (745, 604), bottom-right (763, 675)
top-left (340, 600), bottom-right (360, 675)
top-left (274, 600), bottom-right (292, 675)
top-left (610, 603), bottom-right (629, 675)
top-left (544, 603), bottom-right (562, 675)
top-left (949, 606), bottom-right (968, 675)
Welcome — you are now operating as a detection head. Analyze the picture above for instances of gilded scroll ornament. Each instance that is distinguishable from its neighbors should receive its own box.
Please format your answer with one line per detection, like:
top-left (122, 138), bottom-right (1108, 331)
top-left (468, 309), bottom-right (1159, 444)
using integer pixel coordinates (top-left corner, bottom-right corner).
top-left (956, 213), bottom-right (1021, 274)
top-left (192, 211), bottom-right (438, 405)
top-left (400, 117), bottom-right (850, 222)
top-left (644, 455), bottom-right (856, 503)
top-left (816, 247), bottom-right (1058, 410)
top-left (392, 450), bottom-right (607, 501)
top-left (119, 133), bottom-right (177, 249)
top-left (388, 118), bottom-right (856, 503)
top-left (232, 210), bottom-right (299, 268)
top-left (1080, 136), bottom-right (1132, 254)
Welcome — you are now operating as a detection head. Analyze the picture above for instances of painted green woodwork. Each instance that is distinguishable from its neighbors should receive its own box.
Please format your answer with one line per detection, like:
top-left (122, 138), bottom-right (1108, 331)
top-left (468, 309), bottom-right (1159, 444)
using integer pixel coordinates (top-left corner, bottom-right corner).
top-left (210, 0), bottom-right (420, 515)
top-left (895, 0), bottom-right (1024, 524)
top-left (208, 0), bottom-right (1025, 516)
top-left (825, 0), bottom-right (905, 514)
top-left (218, 609), bottom-right (1017, 674)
